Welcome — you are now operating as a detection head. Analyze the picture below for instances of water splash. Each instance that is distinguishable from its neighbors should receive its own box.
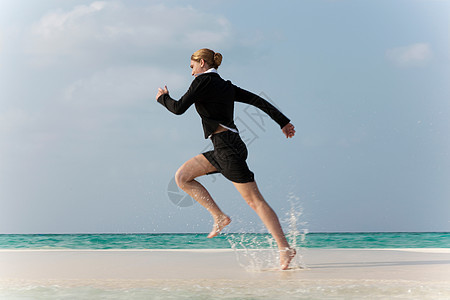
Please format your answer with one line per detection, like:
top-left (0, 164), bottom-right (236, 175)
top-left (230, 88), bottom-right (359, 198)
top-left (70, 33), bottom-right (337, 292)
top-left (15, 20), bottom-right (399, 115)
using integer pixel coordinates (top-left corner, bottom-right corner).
top-left (226, 192), bottom-right (307, 271)
top-left (226, 233), bottom-right (280, 271)
top-left (284, 192), bottom-right (309, 250)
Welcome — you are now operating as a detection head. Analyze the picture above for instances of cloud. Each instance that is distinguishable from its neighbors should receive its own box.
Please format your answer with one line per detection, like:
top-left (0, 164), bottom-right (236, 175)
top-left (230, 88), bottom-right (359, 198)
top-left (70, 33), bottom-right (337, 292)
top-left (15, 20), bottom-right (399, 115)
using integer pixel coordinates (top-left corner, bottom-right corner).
top-left (62, 65), bottom-right (187, 108)
top-left (386, 43), bottom-right (432, 67)
top-left (26, 1), bottom-right (233, 67)
top-left (31, 1), bottom-right (106, 39)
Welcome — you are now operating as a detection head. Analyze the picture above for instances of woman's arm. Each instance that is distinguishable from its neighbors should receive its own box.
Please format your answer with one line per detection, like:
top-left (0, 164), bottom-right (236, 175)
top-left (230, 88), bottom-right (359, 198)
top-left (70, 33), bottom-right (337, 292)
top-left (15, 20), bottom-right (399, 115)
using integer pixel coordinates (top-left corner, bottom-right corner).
top-left (234, 86), bottom-right (294, 136)
top-left (156, 78), bottom-right (202, 115)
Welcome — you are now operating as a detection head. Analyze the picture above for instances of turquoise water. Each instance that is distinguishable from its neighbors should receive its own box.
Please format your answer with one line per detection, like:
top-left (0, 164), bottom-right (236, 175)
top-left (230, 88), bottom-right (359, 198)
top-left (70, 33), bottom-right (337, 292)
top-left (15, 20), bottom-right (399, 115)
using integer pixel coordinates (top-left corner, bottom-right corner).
top-left (0, 232), bottom-right (449, 249)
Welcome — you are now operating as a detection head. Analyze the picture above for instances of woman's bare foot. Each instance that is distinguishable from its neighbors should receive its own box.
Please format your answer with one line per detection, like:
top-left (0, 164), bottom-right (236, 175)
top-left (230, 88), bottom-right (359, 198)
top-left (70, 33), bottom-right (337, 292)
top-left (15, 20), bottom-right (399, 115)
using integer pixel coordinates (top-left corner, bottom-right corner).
top-left (280, 248), bottom-right (296, 270)
top-left (207, 215), bottom-right (231, 238)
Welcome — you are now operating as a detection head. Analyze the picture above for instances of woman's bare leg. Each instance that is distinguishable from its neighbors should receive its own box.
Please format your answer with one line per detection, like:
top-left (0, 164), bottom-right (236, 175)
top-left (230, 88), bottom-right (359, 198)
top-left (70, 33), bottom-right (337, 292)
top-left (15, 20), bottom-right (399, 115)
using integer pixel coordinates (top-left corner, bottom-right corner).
top-left (175, 154), bottom-right (231, 238)
top-left (233, 181), bottom-right (296, 270)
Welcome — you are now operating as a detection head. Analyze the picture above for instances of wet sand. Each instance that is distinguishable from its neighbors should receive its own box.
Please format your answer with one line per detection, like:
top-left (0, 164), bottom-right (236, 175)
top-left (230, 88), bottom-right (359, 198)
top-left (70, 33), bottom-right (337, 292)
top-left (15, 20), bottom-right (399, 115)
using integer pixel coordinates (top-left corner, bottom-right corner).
top-left (0, 248), bottom-right (449, 283)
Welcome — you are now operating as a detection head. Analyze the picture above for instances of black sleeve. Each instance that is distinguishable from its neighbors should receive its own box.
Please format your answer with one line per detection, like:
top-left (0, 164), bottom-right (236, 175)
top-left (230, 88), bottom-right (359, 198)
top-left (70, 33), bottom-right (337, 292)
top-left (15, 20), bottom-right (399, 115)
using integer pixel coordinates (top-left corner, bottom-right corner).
top-left (234, 85), bottom-right (290, 128)
top-left (157, 77), bottom-right (203, 115)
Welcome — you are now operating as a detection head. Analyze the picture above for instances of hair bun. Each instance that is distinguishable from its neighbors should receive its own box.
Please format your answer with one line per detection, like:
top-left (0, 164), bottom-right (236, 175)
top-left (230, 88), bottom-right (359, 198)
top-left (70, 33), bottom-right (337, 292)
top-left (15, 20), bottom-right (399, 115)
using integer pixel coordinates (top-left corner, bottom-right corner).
top-left (213, 52), bottom-right (223, 68)
top-left (191, 48), bottom-right (223, 69)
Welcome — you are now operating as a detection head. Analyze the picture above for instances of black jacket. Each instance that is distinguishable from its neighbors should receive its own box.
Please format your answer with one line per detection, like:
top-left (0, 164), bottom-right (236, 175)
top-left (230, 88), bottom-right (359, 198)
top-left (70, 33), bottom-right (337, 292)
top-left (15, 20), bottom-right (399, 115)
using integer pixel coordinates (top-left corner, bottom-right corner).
top-left (157, 72), bottom-right (290, 139)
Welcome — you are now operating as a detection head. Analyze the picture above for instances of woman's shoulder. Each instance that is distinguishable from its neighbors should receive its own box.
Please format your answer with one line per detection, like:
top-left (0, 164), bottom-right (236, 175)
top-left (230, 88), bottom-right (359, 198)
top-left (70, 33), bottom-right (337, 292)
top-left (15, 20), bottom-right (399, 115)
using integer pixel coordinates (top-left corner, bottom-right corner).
top-left (192, 72), bottom-right (215, 84)
top-left (195, 72), bottom-right (221, 80)
top-left (193, 72), bottom-right (230, 88)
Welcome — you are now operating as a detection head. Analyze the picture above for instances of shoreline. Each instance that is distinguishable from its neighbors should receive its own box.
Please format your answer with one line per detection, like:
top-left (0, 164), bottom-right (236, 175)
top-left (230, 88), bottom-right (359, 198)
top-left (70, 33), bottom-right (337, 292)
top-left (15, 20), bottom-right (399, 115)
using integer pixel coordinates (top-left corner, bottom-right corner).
top-left (1, 231), bottom-right (449, 234)
top-left (0, 247), bottom-right (449, 253)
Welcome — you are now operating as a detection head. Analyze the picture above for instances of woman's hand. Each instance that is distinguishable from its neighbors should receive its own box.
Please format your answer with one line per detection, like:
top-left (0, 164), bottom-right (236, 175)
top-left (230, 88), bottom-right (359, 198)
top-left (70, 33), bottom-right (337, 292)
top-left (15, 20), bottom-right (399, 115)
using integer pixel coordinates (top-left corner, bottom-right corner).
top-left (282, 123), bottom-right (295, 138)
top-left (156, 85), bottom-right (169, 100)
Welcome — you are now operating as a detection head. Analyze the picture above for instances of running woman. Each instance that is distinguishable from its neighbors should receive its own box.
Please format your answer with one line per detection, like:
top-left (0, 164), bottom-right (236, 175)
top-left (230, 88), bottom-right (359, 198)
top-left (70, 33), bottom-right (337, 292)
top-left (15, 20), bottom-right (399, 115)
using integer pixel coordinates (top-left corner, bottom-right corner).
top-left (156, 48), bottom-right (296, 270)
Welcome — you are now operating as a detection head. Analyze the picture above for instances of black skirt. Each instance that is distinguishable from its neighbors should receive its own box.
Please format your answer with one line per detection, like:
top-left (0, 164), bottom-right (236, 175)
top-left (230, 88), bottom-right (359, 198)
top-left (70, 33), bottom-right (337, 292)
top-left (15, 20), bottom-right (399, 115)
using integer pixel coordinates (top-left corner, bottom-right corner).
top-left (202, 131), bottom-right (255, 183)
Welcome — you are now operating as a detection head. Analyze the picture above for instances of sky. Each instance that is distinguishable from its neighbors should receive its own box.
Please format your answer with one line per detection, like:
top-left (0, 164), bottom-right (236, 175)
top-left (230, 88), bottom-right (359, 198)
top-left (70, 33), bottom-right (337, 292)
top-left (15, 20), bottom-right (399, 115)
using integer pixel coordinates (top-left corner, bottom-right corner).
top-left (0, 0), bottom-right (449, 234)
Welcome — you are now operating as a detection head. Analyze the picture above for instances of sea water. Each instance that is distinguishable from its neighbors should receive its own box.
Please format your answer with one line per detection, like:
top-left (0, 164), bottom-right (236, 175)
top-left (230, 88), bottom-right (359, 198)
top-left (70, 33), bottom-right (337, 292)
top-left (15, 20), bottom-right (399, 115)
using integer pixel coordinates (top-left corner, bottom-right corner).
top-left (0, 231), bottom-right (449, 250)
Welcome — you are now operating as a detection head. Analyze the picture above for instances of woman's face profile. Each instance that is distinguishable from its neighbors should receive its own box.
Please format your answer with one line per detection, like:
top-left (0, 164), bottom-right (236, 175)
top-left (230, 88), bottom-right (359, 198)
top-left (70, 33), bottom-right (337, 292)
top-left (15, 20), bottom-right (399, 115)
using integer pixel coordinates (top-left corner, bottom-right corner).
top-left (190, 59), bottom-right (206, 77)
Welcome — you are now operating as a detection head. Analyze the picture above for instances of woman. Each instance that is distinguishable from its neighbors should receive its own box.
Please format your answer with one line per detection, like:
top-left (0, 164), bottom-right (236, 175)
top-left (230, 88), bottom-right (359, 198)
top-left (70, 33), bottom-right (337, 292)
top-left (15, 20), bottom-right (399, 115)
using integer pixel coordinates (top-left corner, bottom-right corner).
top-left (156, 48), bottom-right (296, 270)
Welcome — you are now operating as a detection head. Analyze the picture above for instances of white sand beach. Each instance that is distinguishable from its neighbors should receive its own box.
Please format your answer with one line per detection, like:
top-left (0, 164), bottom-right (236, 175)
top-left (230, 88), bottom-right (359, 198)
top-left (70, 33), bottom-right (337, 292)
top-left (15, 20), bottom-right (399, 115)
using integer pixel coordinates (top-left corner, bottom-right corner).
top-left (1, 249), bottom-right (449, 298)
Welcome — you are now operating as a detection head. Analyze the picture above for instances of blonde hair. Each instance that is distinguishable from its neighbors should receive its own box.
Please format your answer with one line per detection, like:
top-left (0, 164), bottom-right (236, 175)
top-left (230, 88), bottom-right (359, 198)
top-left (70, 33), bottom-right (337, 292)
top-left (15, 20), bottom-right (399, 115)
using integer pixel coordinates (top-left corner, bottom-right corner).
top-left (191, 48), bottom-right (223, 69)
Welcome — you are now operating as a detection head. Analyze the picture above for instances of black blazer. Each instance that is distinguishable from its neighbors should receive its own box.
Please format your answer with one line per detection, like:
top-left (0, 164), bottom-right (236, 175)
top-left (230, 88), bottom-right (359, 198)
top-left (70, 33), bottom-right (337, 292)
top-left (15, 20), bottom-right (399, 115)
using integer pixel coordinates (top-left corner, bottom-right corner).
top-left (157, 72), bottom-right (290, 139)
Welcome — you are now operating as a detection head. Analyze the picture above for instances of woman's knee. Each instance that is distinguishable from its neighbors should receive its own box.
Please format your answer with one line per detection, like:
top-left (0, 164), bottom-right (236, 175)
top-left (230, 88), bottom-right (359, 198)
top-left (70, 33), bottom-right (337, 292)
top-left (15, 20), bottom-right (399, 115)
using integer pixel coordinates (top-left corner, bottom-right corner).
top-left (175, 155), bottom-right (215, 188)
top-left (175, 167), bottom-right (192, 188)
top-left (241, 191), bottom-right (266, 210)
top-left (244, 198), bottom-right (257, 210)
